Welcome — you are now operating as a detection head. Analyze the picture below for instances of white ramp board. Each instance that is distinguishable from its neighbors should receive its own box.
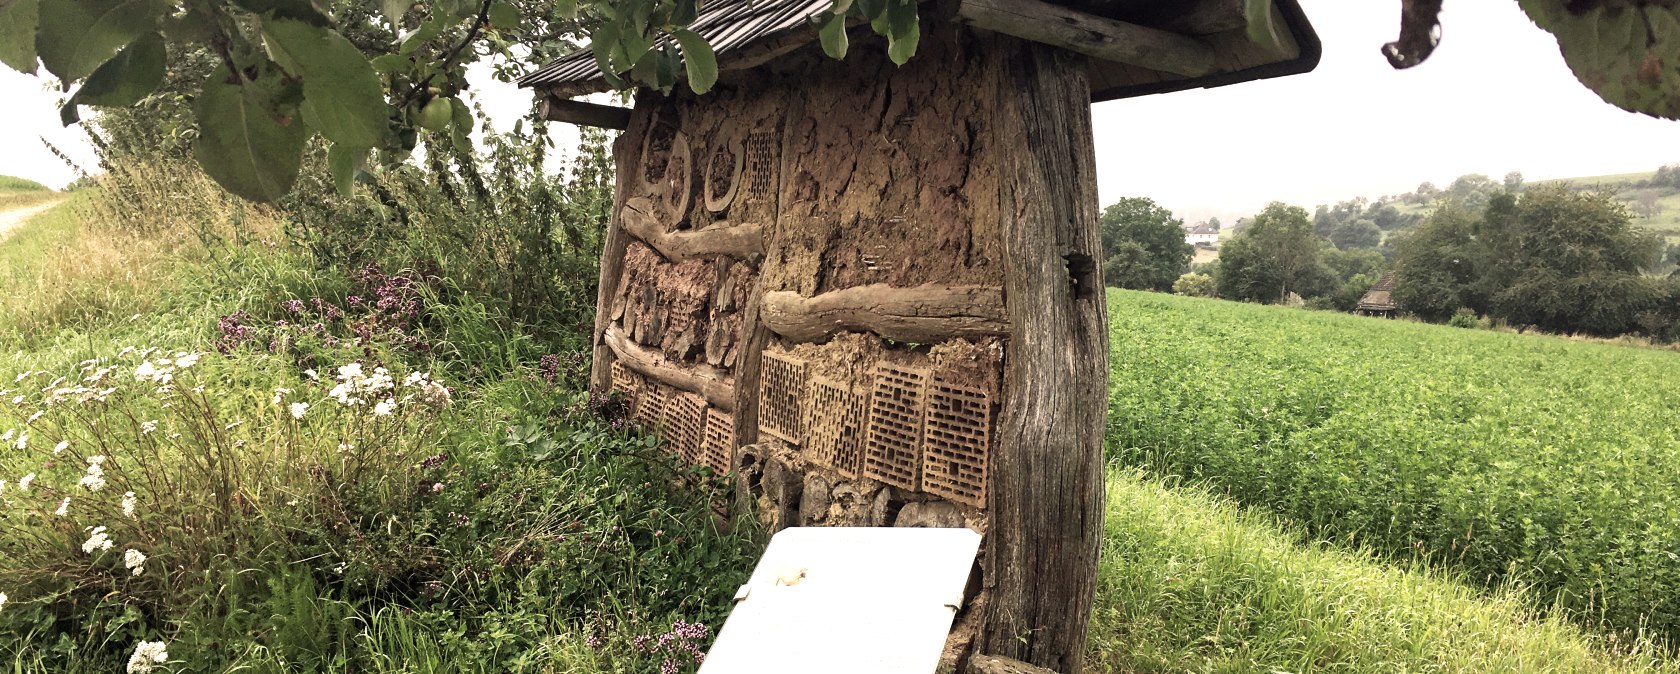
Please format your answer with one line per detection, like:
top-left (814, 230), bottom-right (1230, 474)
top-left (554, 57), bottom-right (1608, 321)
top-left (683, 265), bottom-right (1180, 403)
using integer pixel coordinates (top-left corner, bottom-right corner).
top-left (699, 526), bottom-right (983, 674)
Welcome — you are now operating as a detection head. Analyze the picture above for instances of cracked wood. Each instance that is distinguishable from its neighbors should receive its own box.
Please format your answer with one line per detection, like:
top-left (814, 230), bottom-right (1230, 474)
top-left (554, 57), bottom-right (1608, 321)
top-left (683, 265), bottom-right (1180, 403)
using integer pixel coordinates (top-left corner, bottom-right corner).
top-left (760, 284), bottom-right (1008, 343)
top-left (603, 325), bottom-right (736, 412)
top-left (622, 196), bottom-right (765, 261)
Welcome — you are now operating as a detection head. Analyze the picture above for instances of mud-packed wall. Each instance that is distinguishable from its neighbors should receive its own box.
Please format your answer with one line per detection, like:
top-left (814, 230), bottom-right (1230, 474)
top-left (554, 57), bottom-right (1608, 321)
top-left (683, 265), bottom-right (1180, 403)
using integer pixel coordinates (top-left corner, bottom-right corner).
top-left (598, 21), bottom-right (1007, 551)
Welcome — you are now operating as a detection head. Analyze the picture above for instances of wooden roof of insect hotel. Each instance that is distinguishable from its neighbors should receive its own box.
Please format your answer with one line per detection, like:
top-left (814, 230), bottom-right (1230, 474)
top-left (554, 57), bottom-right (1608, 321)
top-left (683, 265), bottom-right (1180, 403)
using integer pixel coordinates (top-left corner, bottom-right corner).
top-left (519, 0), bottom-right (1320, 110)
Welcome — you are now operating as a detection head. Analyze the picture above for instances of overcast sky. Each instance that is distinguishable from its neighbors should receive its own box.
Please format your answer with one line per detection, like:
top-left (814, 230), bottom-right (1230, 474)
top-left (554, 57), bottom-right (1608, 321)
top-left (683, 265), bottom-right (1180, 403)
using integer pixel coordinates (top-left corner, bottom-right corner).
top-left (3, 1), bottom-right (1679, 223)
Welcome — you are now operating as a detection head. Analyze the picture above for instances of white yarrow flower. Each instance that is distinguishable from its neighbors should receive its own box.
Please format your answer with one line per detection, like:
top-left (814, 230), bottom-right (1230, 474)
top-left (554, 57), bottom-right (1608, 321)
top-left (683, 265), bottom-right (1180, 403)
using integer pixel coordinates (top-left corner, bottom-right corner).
top-left (337, 363), bottom-right (364, 380)
top-left (53, 440), bottom-right (68, 454)
top-left (123, 549), bottom-right (147, 576)
top-left (0, 592), bottom-right (7, 612)
top-left (175, 353), bottom-right (200, 369)
top-left (134, 361), bottom-right (157, 380)
top-left (80, 526), bottom-right (112, 553)
top-left (373, 399), bottom-right (395, 417)
top-left (54, 497), bottom-right (69, 517)
top-left (13, 432), bottom-right (25, 450)
top-left (289, 402), bottom-right (309, 420)
top-left (26, 410), bottom-right (42, 424)
top-left (0, 429), bottom-right (11, 442)
top-left (121, 491), bottom-right (137, 518)
top-left (17, 473), bottom-right (34, 491)
top-left (140, 420), bottom-right (158, 435)
top-left (272, 388), bottom-right (292, 406)
top-left (303, 369), bottom-right (319, 381)
top-left (126, 640), bottom-right (168, 674)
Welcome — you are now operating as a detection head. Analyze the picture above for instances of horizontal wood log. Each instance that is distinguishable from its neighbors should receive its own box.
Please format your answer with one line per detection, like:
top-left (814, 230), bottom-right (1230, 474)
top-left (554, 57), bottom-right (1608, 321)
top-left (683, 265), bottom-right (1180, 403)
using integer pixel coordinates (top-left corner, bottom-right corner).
top-left (622, 197), bottom-right (765, 262)
top-left (603, 325), bottom-right (736, 411)
top-left (539, 96), bottom-right (632, 130)
top-left (760, 284), bottom-right (1009, 344)
top-left (956, 0), bottom-right (1216, 77)
top-left (1147, 0), bottom-right (1249, 35)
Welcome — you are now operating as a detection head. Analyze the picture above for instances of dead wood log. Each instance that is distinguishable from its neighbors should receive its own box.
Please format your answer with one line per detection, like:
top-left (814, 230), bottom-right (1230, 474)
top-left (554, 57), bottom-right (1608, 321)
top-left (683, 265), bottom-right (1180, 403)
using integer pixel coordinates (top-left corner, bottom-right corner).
top-left (956, 0), bottom-right (1216, 77)
top-left (604, 325), bottom-right (736, 412)
top-left (759, 284), bottom-right (1008, 344)
top-left (621, 197), bottom-right (765, 261)
top-left (538, 96), bottom-right (632, 130)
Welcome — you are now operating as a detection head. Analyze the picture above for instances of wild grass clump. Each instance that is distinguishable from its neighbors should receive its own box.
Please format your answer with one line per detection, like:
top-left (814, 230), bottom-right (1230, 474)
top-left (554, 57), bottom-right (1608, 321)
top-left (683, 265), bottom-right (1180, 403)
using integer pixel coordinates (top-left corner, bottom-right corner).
top-left (1106, 289), bottom-right (1680, 643)
top-left (0, 175), bottom-right (50, 192)
top-left (1089, 469), bottom-right (1678, 673)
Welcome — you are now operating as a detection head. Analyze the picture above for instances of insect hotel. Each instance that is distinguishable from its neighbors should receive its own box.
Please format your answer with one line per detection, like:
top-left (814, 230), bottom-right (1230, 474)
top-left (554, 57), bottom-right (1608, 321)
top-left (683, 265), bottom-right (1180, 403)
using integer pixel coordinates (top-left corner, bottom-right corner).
top-left (520, 2), bottom-right (1319, 671)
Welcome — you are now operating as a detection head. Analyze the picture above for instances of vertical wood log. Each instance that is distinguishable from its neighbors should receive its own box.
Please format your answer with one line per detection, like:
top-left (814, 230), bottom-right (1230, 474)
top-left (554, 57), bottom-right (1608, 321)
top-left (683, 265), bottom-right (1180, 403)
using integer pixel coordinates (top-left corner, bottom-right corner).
top-left (589, 102), bottom-right (655, 396)
top-left (979, 37), bottom-right (1108, 674)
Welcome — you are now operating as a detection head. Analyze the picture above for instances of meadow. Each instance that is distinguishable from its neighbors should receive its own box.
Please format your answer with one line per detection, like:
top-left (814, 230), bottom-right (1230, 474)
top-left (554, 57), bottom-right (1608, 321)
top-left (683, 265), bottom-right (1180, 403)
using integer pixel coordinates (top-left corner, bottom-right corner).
top-left (3, 179), bottom-right (1676, 672)
top-left (1106, 289), bottom-right (1680, 642)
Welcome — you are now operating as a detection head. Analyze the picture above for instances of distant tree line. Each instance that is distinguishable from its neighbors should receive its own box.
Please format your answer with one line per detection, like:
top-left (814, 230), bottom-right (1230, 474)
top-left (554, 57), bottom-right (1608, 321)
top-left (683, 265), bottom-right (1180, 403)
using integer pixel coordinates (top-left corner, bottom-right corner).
top-left (1102, 163), bottom-right (1680, 342)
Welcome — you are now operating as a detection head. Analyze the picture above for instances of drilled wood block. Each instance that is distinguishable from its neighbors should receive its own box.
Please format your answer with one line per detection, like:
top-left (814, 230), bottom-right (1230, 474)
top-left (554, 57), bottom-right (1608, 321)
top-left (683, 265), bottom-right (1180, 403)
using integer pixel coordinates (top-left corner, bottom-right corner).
top-left (921, 377), bottom-right (993, 507)
top-left (702, 408), bottom-right (736, 475)
top-left (805, 377), bottom-right (869, 478)
top-left (758, 351), bottom-right (807, 444)
top-left (664, 392), bottom-right (708, 463)
top-left (863, 364), bottom-right (929, 491)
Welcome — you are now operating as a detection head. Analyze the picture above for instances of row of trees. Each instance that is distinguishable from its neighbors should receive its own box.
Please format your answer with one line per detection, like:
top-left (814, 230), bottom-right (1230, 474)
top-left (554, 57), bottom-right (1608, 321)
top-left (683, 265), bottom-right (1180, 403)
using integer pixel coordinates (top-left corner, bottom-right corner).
top-left (1391, 185), bottom-right (1677, 338)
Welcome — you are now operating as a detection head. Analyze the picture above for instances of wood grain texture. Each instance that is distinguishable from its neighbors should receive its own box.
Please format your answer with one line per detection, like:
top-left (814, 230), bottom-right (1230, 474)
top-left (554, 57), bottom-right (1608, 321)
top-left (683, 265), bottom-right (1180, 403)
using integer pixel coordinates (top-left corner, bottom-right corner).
top-left (956, 0), bottom-right (1216, 77)
top-left (622, 196), bottom-right (765, 261)
top-left (604, 325), bottom-right (737, 411)
top-left (977, 36), bottom-right (1108, 674)
top-left (588, 103), bottom-right (654, 397)
top-left (538, 96), bottom-right (632, 130)
top-left (760, 284), bottom-right (1008, 344)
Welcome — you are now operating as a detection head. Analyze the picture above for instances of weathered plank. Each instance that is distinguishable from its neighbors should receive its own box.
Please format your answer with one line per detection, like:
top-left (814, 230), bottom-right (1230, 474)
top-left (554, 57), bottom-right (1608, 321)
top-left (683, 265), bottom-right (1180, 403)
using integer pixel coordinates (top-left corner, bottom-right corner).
top-left (538, 96), bottom-right (632, 130)
top-left (760, 284), bottom-right (1008, 344)
top-left (621, 197), bottom-right (766, 261)
top-left (588, 103), bottom-right (653, 396)
top-left (604, 325), bottom-right (737, 411)
top-left (957, 0), bottom-right (1215, 77)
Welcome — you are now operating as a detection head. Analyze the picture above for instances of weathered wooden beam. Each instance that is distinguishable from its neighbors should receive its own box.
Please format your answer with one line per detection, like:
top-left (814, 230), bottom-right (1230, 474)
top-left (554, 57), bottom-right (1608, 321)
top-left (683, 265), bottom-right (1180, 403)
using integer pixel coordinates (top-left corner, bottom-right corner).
top-left (956, 0), bottom-right (1216, 77)
top-left (1159, 0), bottom-right (1249, 35)
top-left (760, 284), bottom-right (1009, 344)
top-left (621, 197), bottom-right (765, 261)
top-left (603, 325), bottom-right (736, 412)
top-left (588, 102), bottom-right (654, 398)
top-left (539, 96), bottom-right (632, 130)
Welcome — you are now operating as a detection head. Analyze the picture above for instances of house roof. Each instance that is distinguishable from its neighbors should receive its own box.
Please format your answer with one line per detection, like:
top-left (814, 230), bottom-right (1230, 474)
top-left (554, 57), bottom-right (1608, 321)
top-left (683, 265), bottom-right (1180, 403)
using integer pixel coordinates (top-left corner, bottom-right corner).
top-left (518, 0), bottom-right (1321, 104)
top-left (1186, 221), bottom-right (1219, 236)
top-left (1357, 271), bottom-right (1398, 311)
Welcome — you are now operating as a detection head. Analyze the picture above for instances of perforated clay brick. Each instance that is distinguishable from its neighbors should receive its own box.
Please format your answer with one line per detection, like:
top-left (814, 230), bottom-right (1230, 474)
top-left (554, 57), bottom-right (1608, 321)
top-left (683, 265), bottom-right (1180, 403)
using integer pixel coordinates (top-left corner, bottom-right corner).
top-left (805, 377), bottom-right (869, 478)
top-left (863, 365), bottom-right (929, 491)
top-left (758, 351), bottom-right (807, 444)
top-left (744, 131), bottom-right (777, 199)
top-left (637, 382), bottom-right (670, 430)
top-left (609, 361), bottom-right (642, 417)
top-left (663, 393), bottom-right (707, 463)
top-left (921, 377), bottom-right (993, 507)
top-left (702, 408), bottom-right (736, 475)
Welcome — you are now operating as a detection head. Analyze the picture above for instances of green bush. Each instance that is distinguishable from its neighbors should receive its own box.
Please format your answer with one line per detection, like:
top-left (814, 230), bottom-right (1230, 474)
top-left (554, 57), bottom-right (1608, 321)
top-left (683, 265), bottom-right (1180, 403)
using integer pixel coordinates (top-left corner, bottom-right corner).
top-left (1448, 307), bottom-right (1480, 329)
top-left (1106, 289), bottom-right (1680, 644)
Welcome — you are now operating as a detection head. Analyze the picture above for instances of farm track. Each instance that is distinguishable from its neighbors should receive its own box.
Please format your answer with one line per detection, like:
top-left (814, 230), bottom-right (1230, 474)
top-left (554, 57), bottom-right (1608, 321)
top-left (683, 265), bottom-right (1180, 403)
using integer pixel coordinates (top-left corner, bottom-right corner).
top-left (0, 198), bottom-right (65, 243)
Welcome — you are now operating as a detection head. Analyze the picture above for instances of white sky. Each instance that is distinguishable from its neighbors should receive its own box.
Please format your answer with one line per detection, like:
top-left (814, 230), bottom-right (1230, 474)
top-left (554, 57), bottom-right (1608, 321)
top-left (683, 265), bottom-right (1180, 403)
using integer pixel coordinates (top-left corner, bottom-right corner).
top-left (3, 1), bottom-right (1679, 224)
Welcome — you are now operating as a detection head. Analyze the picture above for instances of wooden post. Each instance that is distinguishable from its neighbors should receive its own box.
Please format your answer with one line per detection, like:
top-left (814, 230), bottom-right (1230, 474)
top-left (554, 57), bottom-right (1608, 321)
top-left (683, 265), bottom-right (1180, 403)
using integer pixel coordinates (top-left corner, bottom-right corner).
top-left (979, 37), bottom-right (1108, 674)
top-left (587, 101), bottom-right (653, 396)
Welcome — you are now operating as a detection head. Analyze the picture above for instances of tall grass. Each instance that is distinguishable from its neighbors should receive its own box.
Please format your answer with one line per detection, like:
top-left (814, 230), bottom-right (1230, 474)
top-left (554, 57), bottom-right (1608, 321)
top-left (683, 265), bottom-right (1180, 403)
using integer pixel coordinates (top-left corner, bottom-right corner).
top-left (0, 175), bottom-right (50, 192)
top-left (1090, 469), bottom-right (1678, 673)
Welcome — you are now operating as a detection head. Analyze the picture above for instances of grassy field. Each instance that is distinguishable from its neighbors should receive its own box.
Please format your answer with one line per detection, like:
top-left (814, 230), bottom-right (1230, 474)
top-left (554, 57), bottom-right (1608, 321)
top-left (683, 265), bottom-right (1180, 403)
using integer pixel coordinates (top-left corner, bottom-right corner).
top-left (5, 192), bottom-right (1675, 672)
top-left (1089, 469), bottom-right (1676, 673)
top-left (0, 176), bottom-right (60, 212)
top-left (1106, 289), bottom-right (1680, 642)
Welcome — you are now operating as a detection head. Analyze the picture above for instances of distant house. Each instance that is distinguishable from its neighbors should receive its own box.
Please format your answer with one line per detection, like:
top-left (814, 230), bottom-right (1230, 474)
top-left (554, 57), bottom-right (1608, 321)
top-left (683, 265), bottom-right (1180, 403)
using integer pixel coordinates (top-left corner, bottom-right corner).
top-left (1356, 271), bottom-right (1398, 318)
top-left (1183, 221), bottom-right (1220, 247)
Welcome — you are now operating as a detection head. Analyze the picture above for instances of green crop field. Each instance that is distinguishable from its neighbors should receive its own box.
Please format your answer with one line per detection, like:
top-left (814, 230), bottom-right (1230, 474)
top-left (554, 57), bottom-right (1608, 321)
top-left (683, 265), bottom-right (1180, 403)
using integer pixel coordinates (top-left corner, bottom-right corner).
top-left (1105, 289), bottom-right (1680, 642)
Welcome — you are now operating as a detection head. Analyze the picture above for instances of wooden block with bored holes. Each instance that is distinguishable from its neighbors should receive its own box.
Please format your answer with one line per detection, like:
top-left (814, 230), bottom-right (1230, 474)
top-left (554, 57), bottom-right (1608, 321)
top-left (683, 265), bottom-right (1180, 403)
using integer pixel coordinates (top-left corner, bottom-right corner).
top-left (663, 393), bottom-right (707, 463)
top-left (920, 377), bottom-right (993, 508)
top-left (758, 351), bottom-right (807, 444)
top-left (805, 377), bottom-right (869, 478)
top-left (863, 364), bottom-right (930, 491)
top-left (702, 408), bottom-right (736, 475)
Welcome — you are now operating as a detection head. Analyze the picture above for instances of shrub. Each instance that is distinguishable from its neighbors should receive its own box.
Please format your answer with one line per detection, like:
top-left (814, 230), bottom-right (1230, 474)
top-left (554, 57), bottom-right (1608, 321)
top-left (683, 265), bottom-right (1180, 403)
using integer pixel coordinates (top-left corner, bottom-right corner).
top-left (1448, 307), bottom-right (1479, 329)
top-left (1172, 272), bottom-right (1216, 298)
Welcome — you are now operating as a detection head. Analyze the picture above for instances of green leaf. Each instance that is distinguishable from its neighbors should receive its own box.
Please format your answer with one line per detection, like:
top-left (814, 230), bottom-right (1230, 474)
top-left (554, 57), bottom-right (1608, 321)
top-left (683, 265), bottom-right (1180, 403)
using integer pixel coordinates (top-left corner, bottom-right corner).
top-left (818, 12), bottom-right (848, 60)
top-left (487, 0), bottom-right (518, 31)
top-left (885, 0), bottom-right (918, 65)
top-left (61, 30), bottom-right (164, 125)
top-left (399, 16), bottom-right (445, 55)
top-left (672, 28), bottom-right (716, 94)
top-left (449, 96), bottom-right (473, 155)
top-left (327, 142), bottom-right (366, 196)
top-left (0, 0), bottom-right (39, 74)
top-left (230, 0), bottom-right (329, 25)
top-left (35, 0), bottom-right (165, 81)
top-left (370, 53), bottom-right (407, 74)
top-left (379, 0), bottom-right (408, 28)
top-left (1520, 0), bottom-right (1680, 120)
top-left (192, 66), bottom-right (309, 202)
top-left (263, 18), bottom-right (388, 148)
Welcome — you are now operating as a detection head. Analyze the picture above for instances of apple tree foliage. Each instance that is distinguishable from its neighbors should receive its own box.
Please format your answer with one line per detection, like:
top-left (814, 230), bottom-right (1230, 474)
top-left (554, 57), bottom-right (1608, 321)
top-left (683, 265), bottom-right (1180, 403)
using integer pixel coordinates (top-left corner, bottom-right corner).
top-left (0, 0), bottom-right (919, 202)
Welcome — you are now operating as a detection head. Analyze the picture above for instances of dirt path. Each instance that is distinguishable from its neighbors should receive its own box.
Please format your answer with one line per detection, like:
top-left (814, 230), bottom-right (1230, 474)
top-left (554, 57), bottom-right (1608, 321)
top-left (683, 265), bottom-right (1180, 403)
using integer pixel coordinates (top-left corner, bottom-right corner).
top-left (0, 198), bottom-right (66, 243)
